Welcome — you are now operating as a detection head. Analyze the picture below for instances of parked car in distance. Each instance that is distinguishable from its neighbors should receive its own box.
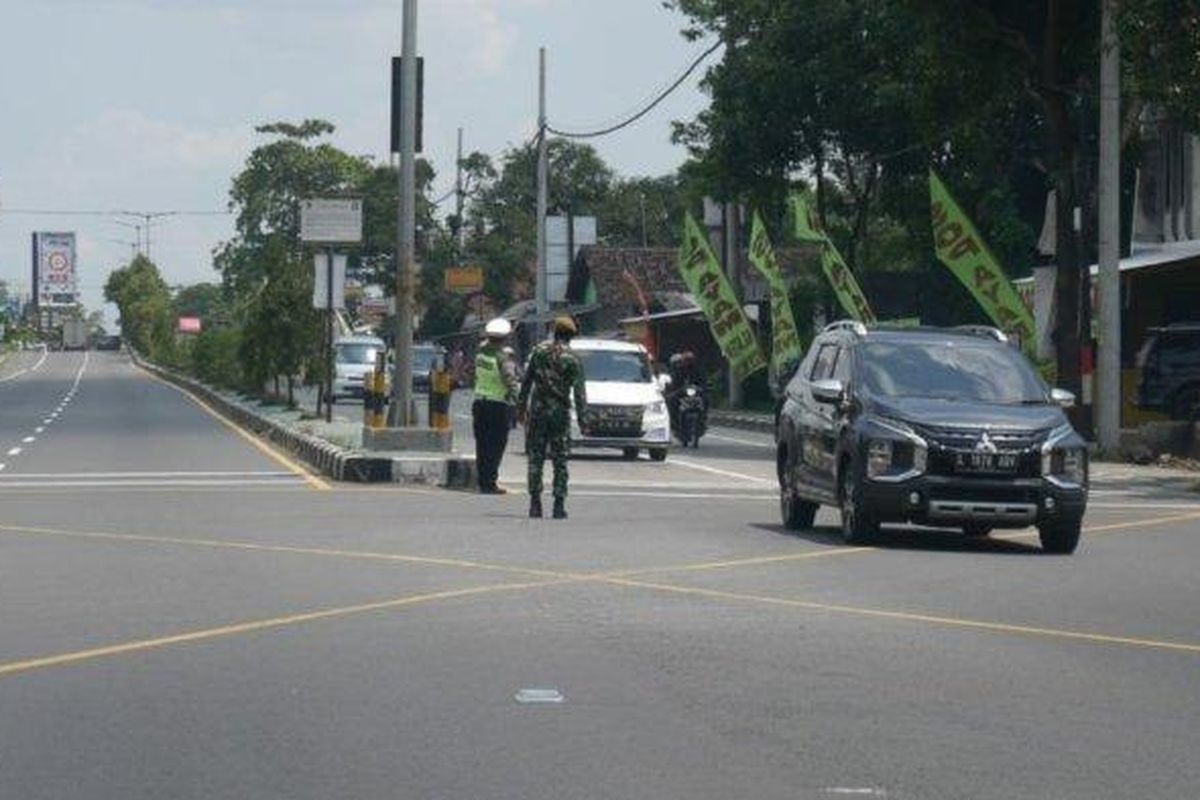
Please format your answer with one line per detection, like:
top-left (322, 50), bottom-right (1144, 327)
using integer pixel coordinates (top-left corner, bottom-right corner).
top-left (332, 335), bottom-right (386, 402)
top-left (410, 343), bottom-right (443, 393)
top-left (776, 322), bottom-right (1089, 554)
top-left (1136, 322), bottom-right (1200, 420)
top-left (569, 338), bottom-right (671, 461)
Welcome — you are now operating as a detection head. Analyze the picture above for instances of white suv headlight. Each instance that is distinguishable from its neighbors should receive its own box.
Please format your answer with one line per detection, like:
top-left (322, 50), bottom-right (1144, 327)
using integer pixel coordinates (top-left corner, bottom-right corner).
top-left (646, 401), bottom-right (667, 417)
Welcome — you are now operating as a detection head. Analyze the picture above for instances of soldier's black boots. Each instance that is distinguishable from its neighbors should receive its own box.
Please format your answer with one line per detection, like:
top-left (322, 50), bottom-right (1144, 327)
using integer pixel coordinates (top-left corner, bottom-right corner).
top-left (529, 495), bottom-right (543, 518)
top-left (553, 498), bottom-right (567, 519)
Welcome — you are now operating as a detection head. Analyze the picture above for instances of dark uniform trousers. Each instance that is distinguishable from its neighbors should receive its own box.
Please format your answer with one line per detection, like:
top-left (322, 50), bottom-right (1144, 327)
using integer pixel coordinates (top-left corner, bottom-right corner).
top-left (473, 398), bottom-right (511, 490)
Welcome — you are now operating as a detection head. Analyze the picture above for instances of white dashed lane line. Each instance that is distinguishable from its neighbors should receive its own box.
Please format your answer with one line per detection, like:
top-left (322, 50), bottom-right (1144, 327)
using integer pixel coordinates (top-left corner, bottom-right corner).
top-left (21, 437), bottom-right (35, 443)
top-left (7, 448), bottom-right (22, 457)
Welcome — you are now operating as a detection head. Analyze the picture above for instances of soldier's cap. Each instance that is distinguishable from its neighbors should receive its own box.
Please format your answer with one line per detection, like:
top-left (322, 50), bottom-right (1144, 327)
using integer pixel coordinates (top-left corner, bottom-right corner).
top-left (553, 316), bottom-right (578, 336)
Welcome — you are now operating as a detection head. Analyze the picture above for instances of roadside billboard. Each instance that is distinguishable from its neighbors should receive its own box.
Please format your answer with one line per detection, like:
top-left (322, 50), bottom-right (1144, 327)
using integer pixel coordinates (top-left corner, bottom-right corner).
top-left (444, 266), bottom-right (483, 294)
top-left (32, 232), bottom-right (79, 308)
top-left (178, 317), bottom-right (202, 334)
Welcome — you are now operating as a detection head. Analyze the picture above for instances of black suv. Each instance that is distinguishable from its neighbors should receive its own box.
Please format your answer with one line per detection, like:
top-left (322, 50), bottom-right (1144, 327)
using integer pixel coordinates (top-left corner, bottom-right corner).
top-left (1136, 323), bottom-right (1200, 420)
top-left (776, 322), bottom-right (1089, 554)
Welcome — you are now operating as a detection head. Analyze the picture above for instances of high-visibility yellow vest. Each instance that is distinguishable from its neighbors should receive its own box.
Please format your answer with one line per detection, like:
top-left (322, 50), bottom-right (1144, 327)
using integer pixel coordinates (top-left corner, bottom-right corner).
top-left (474, 350), bottom-right (508, 402)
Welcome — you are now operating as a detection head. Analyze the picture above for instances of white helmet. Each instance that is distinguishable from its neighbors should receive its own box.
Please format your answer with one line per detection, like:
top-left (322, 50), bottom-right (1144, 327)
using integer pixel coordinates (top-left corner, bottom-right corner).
top-left (484, 317), bottom-right (512, 338)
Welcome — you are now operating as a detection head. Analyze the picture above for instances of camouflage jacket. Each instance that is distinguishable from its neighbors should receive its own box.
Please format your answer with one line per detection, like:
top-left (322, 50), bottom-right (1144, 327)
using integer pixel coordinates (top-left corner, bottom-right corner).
top-left (518, 341), bottom-right (587, 423)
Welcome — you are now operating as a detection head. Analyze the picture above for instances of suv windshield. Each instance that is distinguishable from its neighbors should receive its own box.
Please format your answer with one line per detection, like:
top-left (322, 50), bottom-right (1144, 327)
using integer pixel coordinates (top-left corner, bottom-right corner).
top-left (336, 343), bottom-right (380, 365)
top-left (859, 340), bottom-right (1047, 404)
top-left (576, 349), bottom-right (652, 383)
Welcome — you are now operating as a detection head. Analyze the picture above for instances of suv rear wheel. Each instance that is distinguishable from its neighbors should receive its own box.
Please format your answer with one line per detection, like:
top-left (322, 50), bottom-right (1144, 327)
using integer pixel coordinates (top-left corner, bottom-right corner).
top-left (1037, 519), bottom-right (1082, 554)
top-left (839, 467), bottom-right (878, 545)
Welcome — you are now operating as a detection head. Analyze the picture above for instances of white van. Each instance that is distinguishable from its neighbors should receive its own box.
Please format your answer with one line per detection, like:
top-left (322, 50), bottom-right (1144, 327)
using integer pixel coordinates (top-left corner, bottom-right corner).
top-left (569, 338), bottom-right (671, 461)
top-left (332, 335), bottom-right (385, 401)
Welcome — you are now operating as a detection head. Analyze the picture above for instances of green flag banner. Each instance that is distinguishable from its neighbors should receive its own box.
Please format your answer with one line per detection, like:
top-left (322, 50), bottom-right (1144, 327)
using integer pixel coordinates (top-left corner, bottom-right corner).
top-left (788, 192), bottom-right (877, 323)
top-left (929, 171), bottom-right (1036, 353)
top-left (748, 211), bottom-right (803, 377)
top-left (678, 213), bottom-right (767, 379)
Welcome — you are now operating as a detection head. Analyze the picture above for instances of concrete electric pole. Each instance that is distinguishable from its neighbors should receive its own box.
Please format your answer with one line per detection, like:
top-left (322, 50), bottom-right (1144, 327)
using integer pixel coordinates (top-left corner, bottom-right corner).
top-left (536, 47), bottom-right (549, 317)
top-left (390, 0), bottom-right (418, 427)
top-left (1096, 0), bottom-right (1121, 454)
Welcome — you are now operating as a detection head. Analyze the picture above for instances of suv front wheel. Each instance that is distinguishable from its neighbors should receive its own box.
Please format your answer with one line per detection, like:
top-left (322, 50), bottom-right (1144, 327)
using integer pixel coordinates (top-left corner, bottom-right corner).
top-left (839, 466), bottom-right (879, 545)
top-left (1038, 519), bottom-right (1082, 554)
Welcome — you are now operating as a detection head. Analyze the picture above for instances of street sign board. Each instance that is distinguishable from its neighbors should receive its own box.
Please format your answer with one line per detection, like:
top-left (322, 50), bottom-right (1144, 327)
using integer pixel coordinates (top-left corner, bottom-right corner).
top-left (178, 316), bottom-right (202, 334)
top-left (313, 253), bottom-right (347, 309)
top-left (300, 199), bottom-right (363, 244)
top-left (444, 266), bottom-right (484, 294)
top-left (32, 232), bottom-right (79, 308)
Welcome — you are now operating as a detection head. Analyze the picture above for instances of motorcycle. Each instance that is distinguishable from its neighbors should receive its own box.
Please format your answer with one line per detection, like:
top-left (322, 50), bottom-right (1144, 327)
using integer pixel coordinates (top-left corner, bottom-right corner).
top-left (673, 384), bottom-right (707, 448)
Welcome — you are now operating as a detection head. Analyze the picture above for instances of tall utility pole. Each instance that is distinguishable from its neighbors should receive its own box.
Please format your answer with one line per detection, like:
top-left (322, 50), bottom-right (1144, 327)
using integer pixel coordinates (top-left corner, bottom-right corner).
top-left (455, 126), bottom-right (465, 257)
top-left (390, 0), bottom-right (418, 426)
top-left (536, 47), bottom-right (549, 316)
top-left (1096, 0), bottom-right (1121, 453)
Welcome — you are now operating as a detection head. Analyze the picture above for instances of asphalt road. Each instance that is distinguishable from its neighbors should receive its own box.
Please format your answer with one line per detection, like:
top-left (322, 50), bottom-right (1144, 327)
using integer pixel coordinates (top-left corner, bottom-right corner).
top-left (1, 351), bottom-right (1198, 799)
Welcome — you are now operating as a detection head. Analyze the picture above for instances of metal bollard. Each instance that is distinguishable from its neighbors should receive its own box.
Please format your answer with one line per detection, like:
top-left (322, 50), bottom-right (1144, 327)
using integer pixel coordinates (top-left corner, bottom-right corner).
top-left (429, 368), bottom-right (452, 431)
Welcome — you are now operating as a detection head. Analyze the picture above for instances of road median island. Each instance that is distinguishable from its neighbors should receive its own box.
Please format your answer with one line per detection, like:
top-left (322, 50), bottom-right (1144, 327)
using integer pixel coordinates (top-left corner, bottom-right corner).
top-left (130, 352), bottom-right (475, 488)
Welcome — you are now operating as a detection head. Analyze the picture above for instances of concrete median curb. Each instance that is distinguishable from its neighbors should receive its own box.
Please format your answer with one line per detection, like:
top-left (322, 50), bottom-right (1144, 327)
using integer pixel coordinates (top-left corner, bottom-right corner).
top-left (709, 409), bottom-right (775, 436)
top-left (131, 354), bottom-right (475, 487)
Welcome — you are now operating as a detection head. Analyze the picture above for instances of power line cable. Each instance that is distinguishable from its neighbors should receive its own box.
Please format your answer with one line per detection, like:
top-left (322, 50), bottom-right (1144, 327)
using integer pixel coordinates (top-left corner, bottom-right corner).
top-left (547, 39), bottom-right (722, 139)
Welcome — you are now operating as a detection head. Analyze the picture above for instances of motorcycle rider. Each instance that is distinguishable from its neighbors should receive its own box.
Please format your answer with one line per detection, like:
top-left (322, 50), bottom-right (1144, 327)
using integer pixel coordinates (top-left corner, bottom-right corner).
top-left (666, 350), bottom-right (708, 424)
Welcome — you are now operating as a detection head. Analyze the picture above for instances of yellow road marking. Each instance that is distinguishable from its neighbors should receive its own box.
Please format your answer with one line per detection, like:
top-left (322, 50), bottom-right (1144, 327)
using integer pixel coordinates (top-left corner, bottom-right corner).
top-left (135, 365), bottom-right (330, 491)
top-left (0, 579), bottom-right (569, 679)
top-left (1083, 510), bottom-right (1200, 536)
top-left (609, 546), bottom-right (874, 578)
top-left (0, 522), bottom-right (569, 580)
top-left (600, 576), bottom-right (1200, 655)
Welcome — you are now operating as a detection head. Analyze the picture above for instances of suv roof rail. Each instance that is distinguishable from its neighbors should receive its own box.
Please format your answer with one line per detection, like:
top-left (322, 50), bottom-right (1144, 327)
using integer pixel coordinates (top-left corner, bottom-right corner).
top-left (822, 320), bottom-right (868, 336)
top-left (953, 325), bottom-right (1009, 343)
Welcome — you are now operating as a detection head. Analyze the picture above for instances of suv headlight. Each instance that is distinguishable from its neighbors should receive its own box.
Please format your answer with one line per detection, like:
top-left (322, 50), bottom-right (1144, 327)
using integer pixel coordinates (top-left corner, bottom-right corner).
top-left (864, 416), bottom-right (927, 481)
top-left (1042, 447), bottom-right (1086, 486)
top-left (1040, 425), bottom-right (1087, 487)
top-left (646, 401), bottom-right (667, 417)
top-left (866, 438), bottom-right (927, 480)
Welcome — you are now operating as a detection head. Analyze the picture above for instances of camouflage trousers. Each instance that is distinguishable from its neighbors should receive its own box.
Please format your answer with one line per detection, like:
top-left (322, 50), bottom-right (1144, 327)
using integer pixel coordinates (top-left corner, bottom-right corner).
top-left (526, 418), bottom-right (571, 498)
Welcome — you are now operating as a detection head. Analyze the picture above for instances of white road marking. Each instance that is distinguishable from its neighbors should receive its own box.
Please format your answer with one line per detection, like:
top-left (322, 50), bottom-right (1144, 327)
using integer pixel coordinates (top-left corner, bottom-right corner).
top-left (0, 471), bottom-right (299, 479)
top-left (22, 436), bottom-right (35, 443)
top-left (664, 456), bottom-right (775, 486)
top-left (7, 448), bottom-right (21, 456)
top-left (0, 478), bottom-right (309, 489)
top-left (0, 464), bottom-right (5, 472)
top-left (574, 490), bottom-right (775, 501)
top-left (35, 427), bottom-right (44, 433)
top-left (0, 346), bottom-right (49, 383)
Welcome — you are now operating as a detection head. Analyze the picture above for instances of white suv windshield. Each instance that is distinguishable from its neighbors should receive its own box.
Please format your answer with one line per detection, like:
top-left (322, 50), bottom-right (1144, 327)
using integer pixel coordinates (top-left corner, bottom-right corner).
top-left (576, 349), bottom-right (652, 383)
top-left (336, 344), bottom-right (380, 365)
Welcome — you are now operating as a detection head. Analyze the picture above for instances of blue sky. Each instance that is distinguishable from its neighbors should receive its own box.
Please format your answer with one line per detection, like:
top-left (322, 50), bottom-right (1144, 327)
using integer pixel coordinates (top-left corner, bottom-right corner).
top-left (0, 0), bottom-right (714, 322)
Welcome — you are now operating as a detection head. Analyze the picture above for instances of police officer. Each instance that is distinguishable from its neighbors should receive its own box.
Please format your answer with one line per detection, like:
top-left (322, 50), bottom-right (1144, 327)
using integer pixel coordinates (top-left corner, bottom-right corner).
top-left (473, 318), bottom-right (519, 494)
top-left (517, 316), bottom-right (588, 519)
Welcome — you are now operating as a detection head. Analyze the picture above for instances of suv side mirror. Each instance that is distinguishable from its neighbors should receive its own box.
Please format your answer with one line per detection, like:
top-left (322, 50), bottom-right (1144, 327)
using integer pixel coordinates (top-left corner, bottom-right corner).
top-left (811, 379), bottom-right (845, 406)
top-left (1050, 388), bottom-right (1075, 408)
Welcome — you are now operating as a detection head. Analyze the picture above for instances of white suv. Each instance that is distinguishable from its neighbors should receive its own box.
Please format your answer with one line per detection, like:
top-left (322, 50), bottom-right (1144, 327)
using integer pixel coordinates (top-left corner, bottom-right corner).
top-left (569, 338), bottom-right (671, 461)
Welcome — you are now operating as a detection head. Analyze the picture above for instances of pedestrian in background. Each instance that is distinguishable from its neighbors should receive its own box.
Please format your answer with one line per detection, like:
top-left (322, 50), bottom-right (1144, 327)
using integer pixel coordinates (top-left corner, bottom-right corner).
top-left (518, 316), bottom-right (588, 519)
top-left (473, 318), bottom-right (519, 494)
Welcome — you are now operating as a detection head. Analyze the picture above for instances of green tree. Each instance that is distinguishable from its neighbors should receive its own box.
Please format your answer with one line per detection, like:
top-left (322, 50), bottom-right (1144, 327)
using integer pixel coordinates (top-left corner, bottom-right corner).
top-left (104, 255), bottom-right (174, 360)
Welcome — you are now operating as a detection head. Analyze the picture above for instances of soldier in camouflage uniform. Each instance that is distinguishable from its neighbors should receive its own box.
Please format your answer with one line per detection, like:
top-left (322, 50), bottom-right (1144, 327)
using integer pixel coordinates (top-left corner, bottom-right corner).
top-left (517, 316), bottom-right (588, 519)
